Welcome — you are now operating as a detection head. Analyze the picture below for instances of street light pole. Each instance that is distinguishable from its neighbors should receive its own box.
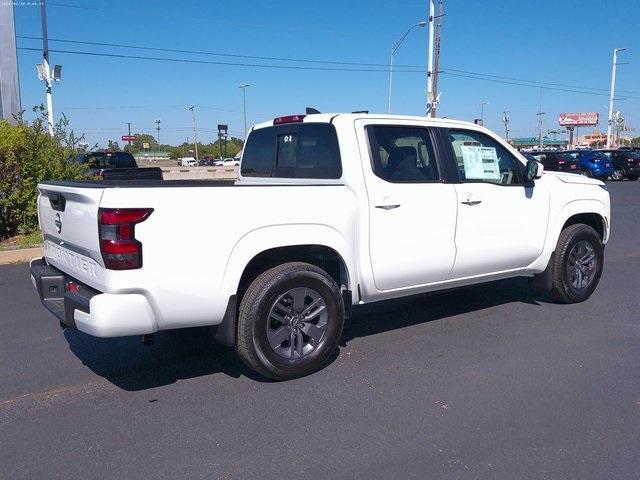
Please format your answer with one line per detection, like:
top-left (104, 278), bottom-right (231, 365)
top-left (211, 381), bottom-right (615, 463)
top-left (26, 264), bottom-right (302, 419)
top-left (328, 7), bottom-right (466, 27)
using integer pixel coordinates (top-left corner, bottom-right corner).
top-left (479, 101), bottom-right (488, 123)
top-left (606, 48), bottom-right (626, 148)
top-left (189, 105), bottom-right (198, 161)
top-left (387, 21), bottom-right (427, 114)
top-left (239, 84), bottom-right (250, 139)
top-left (154, 119), bottom-right (161, 161)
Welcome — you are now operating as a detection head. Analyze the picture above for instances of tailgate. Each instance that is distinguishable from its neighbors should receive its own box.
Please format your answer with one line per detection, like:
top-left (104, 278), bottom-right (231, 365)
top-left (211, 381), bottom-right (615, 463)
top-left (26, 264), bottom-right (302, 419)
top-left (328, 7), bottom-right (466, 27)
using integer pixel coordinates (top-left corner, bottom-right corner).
top-left (38, 183), bottom-right (107, 289)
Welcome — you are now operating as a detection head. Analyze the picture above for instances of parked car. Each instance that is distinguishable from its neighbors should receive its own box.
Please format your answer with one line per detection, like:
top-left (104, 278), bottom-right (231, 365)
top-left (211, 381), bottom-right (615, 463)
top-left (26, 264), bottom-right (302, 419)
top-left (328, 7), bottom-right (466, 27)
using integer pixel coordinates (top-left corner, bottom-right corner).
top-left (564, 150), bottom-right (614, 179)
top-left (536, 151), bottom-right (580, 173)
top-left (31, 112), bottom-right (610, 380)
top-left (73, 151), bottom-right (162, 180)
top-left (596, 150), bottom-right (640, 181)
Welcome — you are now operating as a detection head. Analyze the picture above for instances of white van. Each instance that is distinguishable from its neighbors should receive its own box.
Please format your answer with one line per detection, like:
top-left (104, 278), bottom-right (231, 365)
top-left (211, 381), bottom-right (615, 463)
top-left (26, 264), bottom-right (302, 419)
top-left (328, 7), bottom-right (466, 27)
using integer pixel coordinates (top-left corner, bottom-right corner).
top-left (179, 157), bottom-right (197, 167)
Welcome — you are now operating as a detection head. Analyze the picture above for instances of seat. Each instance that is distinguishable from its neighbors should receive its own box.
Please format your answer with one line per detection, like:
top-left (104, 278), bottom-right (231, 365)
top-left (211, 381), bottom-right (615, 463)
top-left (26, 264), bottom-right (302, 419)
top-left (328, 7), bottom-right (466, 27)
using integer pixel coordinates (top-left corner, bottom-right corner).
top-left (384, 146), bottom-right (425, 181)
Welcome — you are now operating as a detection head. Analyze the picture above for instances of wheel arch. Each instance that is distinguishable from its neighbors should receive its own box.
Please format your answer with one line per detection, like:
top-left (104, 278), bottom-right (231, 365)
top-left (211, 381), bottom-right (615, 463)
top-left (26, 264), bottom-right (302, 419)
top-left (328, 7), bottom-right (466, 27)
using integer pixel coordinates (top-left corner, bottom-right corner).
top-left (528, 199), bottom-right (609, 274)
top-left (221, 224), bottom-right (356, 302)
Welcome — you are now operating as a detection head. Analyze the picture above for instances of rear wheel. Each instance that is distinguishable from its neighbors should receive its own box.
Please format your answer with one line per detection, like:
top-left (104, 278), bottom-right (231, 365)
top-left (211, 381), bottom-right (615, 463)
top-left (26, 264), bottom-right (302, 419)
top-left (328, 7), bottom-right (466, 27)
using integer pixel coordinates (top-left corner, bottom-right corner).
top-left (580, 169), bottom-right (592, 178)
top-left (611, 167), bottom-right (626, 181)
top-left (236, 262), bottom-right (344, 380)
top-left (550, 224), bottom-right (604, 303)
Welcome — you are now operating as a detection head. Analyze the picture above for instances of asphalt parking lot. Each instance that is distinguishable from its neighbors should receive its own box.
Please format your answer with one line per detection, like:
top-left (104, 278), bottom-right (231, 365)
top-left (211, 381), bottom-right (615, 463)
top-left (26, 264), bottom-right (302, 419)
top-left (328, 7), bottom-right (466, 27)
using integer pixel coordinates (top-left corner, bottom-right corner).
top-left (1, 182), bottom-right (639, 480)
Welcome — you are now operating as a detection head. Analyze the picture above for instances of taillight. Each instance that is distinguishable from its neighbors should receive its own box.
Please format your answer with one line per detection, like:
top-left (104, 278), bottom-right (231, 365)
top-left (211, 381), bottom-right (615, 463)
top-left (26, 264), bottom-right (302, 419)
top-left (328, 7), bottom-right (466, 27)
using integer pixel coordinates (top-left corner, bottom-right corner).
top-left (273, 114), bottom-right (305, 125)
top-left (98, 208), bottom-right (153, 270)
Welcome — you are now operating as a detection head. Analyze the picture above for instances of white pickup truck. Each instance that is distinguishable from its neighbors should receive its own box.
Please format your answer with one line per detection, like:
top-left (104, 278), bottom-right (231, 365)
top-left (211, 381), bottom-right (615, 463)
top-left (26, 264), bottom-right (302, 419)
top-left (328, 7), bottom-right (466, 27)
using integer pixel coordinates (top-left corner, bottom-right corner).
top-left (31, 113), bottom-right (610, 380)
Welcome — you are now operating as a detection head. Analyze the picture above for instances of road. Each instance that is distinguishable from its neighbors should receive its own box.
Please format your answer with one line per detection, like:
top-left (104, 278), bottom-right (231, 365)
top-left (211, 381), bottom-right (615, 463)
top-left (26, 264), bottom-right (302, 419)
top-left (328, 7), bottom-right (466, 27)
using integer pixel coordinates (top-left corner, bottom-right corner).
top-left (1, 182), bottom-right (639, 480)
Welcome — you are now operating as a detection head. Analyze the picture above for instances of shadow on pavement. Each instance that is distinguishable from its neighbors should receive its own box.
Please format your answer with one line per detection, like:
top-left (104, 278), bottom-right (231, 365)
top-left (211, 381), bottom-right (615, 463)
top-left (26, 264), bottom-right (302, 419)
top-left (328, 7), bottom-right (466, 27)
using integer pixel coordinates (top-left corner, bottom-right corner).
top-left (66, 277), bottom-right (544, 391)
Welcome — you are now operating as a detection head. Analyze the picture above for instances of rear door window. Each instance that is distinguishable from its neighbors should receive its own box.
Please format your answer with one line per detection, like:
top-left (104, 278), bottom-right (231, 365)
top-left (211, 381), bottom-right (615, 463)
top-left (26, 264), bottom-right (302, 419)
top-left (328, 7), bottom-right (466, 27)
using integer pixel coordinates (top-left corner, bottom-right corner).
top-left (241, 123), bottom-right (342, 179)
top-left (366, 125), bottom-right (440, 182)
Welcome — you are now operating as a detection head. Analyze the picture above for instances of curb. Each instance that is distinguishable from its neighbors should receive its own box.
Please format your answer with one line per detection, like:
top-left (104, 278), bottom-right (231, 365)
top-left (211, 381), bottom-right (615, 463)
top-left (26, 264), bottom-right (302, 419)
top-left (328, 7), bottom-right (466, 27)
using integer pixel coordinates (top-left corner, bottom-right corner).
top-left (0, 247), bottom-right (43, 265)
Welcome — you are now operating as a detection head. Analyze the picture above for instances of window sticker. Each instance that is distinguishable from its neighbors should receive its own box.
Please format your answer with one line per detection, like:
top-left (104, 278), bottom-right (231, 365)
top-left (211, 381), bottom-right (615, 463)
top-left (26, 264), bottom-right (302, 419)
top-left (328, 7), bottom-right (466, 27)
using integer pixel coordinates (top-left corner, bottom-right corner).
top-left (460, 145), bottom-right (501, 180)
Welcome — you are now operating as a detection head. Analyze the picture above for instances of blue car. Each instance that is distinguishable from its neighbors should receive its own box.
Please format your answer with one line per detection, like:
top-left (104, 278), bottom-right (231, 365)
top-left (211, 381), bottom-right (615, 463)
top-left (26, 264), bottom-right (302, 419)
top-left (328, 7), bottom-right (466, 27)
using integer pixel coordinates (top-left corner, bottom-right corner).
top-left (565, 150), bottom-right (614, 179)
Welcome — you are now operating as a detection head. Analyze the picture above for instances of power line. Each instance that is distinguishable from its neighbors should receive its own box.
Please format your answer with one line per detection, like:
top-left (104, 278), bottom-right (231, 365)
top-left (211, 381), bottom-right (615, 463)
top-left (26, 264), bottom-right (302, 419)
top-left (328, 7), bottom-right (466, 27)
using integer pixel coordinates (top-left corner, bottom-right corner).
top-left (18, 36), bottom-right (640, 96)
top-left (17, 46), bottom-right (640, 100)
top-left (440, 71), bottom-right (640, 100)
top-left (17, 47), bottom-right (403, 73)
top-left (17, 35), bottom-right (398, 68)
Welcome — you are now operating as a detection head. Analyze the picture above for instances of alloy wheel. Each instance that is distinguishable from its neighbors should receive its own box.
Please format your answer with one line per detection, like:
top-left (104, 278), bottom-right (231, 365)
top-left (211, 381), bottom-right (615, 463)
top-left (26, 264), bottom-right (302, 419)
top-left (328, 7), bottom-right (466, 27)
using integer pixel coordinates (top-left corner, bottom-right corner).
top-left (567, 240), bottom-right (597, 289)
top-left (266, 287), bottom-right (329, 360)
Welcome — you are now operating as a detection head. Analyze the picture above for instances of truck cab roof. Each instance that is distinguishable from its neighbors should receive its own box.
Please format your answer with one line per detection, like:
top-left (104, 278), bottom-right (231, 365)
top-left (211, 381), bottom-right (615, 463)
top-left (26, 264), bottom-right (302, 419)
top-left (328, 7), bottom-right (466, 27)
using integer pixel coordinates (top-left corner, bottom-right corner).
top-left (251, 113), bottom-right (484, 132)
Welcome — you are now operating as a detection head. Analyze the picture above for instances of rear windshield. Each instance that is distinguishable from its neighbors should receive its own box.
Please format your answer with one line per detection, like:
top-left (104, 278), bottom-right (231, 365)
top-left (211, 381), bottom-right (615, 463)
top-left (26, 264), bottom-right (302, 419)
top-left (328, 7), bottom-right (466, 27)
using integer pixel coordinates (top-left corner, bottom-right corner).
top-left (241, 123), bottom-right (342, 179)
top-left (75, 152), bottom-right (137, 168)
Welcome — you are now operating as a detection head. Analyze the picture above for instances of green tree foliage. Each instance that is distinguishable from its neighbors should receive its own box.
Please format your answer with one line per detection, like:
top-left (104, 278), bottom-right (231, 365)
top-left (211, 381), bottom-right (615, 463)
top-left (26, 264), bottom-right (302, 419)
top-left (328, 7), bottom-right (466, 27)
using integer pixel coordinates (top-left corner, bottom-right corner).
top-left (124, 133), bottom-right (158, 153)
top-left (0, 108), bottom-right (88, 238)
top-left (106, 139), bottom-right (121, 151)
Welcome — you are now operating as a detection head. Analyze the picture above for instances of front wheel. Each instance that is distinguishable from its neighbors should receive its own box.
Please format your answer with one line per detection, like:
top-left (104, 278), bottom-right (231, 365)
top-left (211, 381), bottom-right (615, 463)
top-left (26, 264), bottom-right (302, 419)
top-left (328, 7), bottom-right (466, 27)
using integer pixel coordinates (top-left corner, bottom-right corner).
top-left (236, 262), bottom-right (345, 380)
top-left (627, 175), bottom-right (639, 181)
top-left (550, 224), bottom-right (604, 303)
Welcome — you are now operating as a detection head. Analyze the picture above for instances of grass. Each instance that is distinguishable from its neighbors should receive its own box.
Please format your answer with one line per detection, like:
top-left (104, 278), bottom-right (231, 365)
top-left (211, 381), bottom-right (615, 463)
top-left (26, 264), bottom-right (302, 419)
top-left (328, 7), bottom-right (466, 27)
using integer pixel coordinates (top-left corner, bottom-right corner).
top-left (0, 230), bottom-right (43, 251)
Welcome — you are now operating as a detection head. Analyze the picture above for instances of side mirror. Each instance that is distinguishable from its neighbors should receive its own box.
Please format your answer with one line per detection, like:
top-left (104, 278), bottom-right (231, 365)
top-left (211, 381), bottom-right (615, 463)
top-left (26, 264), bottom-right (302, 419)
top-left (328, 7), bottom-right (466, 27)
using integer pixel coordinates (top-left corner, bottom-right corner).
top-left (525, 160), bottom-right (544, 182)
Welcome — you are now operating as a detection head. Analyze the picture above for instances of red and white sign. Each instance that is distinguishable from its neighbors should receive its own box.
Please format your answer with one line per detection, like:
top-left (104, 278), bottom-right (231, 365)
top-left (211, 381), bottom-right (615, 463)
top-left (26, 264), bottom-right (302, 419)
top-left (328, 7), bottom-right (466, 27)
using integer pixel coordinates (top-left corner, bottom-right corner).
top-left (558, 112), bottom-right (599, 127)
top-left (121, 135), bottom-right (137, 142)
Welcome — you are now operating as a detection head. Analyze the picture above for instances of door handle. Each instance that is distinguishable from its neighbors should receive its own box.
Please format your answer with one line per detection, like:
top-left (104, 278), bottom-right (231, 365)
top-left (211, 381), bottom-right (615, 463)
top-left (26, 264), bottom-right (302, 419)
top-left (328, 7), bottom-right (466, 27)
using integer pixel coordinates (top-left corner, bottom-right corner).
top-left (460, 200), bottom-right (482, 206)
top-left (375, 204), bottom-right (401, 210)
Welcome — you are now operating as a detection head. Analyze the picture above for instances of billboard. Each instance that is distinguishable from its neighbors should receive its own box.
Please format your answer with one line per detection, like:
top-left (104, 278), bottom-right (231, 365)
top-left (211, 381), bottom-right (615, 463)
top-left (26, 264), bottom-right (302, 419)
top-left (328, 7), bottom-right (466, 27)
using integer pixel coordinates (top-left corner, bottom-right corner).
top-left (558, 112), bottom-right (599, 127)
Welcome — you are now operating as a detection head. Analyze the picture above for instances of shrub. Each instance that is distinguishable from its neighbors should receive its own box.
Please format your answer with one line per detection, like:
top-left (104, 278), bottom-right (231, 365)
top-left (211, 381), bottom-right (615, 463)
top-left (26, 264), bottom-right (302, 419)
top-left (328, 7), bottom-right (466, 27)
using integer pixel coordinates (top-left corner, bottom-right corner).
top-left (0, 108), bottom-right (88, 238)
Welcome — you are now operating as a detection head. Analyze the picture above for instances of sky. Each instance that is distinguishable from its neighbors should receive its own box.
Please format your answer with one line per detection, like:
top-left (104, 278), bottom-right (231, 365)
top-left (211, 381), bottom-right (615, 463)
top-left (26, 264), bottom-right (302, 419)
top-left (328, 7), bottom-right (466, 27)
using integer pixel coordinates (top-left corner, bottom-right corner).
top-left (11, 0), bottom-right (640, 147)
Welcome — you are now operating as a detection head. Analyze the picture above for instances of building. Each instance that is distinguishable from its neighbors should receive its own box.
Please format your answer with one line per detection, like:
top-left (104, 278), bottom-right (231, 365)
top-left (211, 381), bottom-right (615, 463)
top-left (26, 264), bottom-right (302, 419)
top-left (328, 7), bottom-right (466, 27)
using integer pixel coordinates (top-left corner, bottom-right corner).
top-left (510, 137), bottom-right (568, 150)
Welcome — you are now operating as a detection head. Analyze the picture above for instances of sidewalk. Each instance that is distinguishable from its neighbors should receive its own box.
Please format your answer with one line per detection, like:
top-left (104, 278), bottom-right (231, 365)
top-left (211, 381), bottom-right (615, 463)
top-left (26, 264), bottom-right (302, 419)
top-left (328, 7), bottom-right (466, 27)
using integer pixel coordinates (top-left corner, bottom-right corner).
top-left (0, 247), bottom-right (43, 265)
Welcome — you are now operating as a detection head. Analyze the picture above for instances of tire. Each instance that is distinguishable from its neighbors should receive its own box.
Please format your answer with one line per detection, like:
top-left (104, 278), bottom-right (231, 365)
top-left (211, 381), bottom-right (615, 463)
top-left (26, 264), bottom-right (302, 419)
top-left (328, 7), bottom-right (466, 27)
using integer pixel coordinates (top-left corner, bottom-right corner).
top-left (236, 262), bottom-right (344, 380)
top-left (627, 175), bottom-right (639, 181)
top-left (580, 169), bottom-right (592, 178)
top-left (549, 224), bottom-right (604, 304)
top-left (611, 167), bottom-right (626, 181)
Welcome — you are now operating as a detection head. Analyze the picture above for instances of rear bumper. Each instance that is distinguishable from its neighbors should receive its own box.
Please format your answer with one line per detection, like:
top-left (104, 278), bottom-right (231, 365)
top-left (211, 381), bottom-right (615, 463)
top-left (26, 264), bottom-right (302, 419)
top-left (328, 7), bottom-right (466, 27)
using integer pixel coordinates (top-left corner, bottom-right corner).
top-left (30, 257), bottom-right (157, 337)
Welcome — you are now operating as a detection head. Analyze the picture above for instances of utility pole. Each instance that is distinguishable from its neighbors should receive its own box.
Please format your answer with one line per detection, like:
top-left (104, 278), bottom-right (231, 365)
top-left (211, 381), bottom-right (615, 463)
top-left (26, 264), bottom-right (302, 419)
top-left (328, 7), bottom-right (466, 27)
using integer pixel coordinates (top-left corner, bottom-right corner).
top-left (0, 1), bottom-right (22, 124)
top-left (126, 122), bottom-right (132, 149)
top-left (426, 0), bottom-right (435, 116)
top-left (606, 48), bottom-right (626, 148)
top-left (239, 84), bottom-right (250, 139)
top-left (430, 0), bottom-right (443, 118)
top-left (502, 110), bottom-right (510, 141)
top-left (536, 111), bottom-right (545, 148)
top-left (189, 106), bottom-right (198, 161)
top-left (154, 119), bottom-right (161, 161)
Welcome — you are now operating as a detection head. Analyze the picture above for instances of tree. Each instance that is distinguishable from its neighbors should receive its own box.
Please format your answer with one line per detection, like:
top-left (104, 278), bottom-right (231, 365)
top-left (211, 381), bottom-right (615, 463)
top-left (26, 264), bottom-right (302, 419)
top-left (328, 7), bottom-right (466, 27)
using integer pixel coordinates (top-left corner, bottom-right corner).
top-left (126, 133), bottom-right (158, 153)
top-left (107, 139), bottom-right (121, 151)
top-left (630, 136), bottom-right (640, 146)
top-left (0, 107), bottom-right (88, 238)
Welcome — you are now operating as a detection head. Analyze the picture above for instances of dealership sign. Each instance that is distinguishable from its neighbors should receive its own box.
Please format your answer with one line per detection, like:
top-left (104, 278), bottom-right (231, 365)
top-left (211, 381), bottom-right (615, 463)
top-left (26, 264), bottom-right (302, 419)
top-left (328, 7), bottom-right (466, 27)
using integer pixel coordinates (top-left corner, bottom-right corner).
top-left (558, 112), bottom-right (599, 127)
